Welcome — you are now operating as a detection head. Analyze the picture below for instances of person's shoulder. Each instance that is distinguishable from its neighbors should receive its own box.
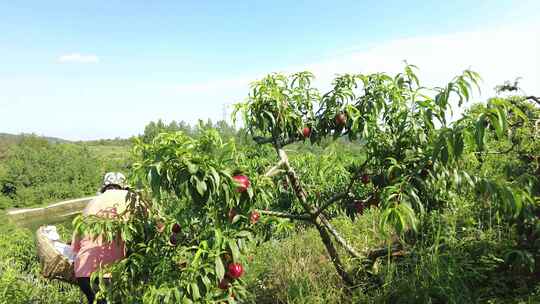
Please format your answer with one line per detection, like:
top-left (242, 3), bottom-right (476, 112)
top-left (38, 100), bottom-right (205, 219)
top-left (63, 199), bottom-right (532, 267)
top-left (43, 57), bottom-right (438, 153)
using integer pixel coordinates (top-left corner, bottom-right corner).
top-left (103, 189), bottom-right (130, 198)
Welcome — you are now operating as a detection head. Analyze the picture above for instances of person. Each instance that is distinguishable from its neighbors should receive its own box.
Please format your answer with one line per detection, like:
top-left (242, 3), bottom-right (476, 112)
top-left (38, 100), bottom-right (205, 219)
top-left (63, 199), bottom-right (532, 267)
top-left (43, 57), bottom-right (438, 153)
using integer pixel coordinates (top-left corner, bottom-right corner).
top-left (71, 172), bottom-right (129, 304)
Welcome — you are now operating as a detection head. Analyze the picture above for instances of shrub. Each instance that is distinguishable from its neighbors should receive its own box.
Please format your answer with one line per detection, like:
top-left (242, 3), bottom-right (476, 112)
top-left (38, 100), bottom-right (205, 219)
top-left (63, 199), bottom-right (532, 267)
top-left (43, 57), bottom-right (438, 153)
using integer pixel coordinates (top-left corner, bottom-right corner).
top-left (0, 213), bottom-right (80, 304)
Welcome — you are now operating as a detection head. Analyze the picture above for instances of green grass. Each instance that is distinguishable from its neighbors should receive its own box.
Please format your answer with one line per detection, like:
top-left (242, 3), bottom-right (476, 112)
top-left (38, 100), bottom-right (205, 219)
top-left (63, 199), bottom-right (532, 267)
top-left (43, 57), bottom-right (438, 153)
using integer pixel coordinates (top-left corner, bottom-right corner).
top-left (1, 204), bottom-right (540, 304)
top-left (245, 207), bottom-right (540, 304)
top-left (86, 144), bottom-right (131, 162)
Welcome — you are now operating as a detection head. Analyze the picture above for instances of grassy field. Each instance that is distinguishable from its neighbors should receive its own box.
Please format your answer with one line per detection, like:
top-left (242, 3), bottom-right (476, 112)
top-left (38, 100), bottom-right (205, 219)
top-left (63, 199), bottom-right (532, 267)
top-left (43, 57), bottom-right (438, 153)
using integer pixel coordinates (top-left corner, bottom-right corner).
top-left (3, 205), bottom-right (540, 303)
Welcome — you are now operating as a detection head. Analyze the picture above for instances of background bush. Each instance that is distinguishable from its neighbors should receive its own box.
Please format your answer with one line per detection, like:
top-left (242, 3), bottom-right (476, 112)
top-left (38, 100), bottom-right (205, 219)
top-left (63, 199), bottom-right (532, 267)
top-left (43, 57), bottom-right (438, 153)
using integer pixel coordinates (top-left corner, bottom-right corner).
top-left (0, 135), bottom-right (131, 209)
top-left (0, 214), bottom-right (80, 304)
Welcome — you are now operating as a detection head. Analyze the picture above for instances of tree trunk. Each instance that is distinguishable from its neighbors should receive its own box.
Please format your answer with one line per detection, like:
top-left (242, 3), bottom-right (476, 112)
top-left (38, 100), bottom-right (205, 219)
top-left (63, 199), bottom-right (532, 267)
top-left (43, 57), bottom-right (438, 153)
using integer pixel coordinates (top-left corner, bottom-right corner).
top-left (315, 222), bottom-right (355, 286)
top-left (275, 147), bottom-right (357, 286)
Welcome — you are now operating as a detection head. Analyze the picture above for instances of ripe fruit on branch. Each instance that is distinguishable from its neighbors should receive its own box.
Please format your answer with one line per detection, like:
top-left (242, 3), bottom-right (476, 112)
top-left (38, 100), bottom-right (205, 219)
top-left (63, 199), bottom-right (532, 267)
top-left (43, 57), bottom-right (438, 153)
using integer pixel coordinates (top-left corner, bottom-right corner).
top-left (232, 175), bottom-right (250, 192)
top-left (335, 113), bottom-right (347, 126)
top-left (302, 127), bottom-right (311, 138)
top-left (361, 174), bottom-right (370, 184)
top-left (250, 211), bottom-right (260, 224)
top-left (218, 277), bottom-right (230, 290)
top-left (169, 234), bottom-right (178, 246)
top-left (171, 223), bottom-right (181, 234)
top-left (227, 263), bottom-right (244, 279)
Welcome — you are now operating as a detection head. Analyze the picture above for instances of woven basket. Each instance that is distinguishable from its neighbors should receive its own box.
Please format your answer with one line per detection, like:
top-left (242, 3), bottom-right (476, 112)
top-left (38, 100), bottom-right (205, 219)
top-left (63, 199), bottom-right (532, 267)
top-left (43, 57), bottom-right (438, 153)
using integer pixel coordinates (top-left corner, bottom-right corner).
top-left (35, 226), bottom-right (76, 284)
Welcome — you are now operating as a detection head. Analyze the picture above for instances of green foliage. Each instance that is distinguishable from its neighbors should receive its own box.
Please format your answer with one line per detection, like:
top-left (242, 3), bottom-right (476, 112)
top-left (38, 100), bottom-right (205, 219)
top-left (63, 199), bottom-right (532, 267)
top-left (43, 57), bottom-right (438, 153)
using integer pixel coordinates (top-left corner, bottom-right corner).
top-left (0, 135), bottom-right (131, 209)
top-left (0, 213), bottom-right (79, 304)
top-left (74, 129), bottom-right (275, 303)
top-left (1, 66), bottom-right (538, 303)
top-left (246, 207), bottom-right (540, 304)
top-left (140, 118), bottom-right (239, 144)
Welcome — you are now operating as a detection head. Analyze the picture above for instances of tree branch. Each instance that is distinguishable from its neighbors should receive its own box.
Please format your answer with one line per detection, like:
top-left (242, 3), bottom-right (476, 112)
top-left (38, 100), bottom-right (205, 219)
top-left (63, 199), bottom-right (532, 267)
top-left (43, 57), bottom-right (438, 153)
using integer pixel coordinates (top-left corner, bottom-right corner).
top-left (319, 215), bottom-right (362, 258)
top-left (264, 160), bottom-right (286, 177)
top-left (314, 223), bottom-right (355, 286)
top-left (525, 95), bottom-right (539, 105)
top-left (366, 244), bottom-right (406, 261)
top-left (257, 209), bottom-right (311, 221)
top-left (277, 148), bottom-right (363, 260)
top-left (275, 148), bottom-right (356, 286)
top-left (314, 192), bottom-right (352, 217)
top-left (253, 136), bottom-right (299, 147)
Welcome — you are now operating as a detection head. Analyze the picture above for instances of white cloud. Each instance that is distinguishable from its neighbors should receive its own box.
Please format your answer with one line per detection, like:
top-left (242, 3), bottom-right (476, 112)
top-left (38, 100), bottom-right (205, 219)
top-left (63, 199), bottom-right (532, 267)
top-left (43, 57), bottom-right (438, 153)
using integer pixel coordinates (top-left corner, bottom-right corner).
top-left (57, 53), bottom-right (100, 64)
top-left (14, 22), bottom-right (536, 140)
top-left (168, 21), bottom-right (539, 120)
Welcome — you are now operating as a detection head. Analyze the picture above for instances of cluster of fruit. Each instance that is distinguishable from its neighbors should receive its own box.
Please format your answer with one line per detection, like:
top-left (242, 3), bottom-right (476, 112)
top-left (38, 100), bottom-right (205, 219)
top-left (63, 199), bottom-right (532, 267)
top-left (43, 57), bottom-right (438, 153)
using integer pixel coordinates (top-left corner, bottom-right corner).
top-left (231, 174), bottom-right (260, 224)
top-left (302, 112), bottom-right (348, 139)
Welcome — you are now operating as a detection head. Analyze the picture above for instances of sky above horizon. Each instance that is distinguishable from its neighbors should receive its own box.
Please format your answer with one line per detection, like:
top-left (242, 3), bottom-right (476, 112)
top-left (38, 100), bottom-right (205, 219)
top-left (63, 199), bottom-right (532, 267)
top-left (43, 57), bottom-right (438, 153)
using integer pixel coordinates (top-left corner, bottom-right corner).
top-left (1, 1), bottom-right (539, 140)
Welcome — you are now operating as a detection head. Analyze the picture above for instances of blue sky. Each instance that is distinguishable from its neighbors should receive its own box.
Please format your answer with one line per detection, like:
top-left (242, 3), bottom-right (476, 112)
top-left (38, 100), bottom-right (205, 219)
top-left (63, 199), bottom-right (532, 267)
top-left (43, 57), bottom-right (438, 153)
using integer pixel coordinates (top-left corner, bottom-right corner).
top-left (1, 1), bottom-right (539, 140)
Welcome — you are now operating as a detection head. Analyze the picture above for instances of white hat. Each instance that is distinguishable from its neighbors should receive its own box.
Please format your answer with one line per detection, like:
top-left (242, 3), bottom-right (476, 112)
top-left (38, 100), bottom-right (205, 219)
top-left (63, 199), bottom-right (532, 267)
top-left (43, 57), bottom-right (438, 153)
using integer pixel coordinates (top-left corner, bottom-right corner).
top-left (101, 172), bottom-right (126, 192)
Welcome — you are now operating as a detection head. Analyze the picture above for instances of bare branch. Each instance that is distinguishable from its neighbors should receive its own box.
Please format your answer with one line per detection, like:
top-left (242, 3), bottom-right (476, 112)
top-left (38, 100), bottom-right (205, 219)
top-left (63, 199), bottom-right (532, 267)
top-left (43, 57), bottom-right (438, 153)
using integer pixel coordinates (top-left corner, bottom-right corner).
top-left (313, 155), bottom-right (373, 216)
top-left (257, 209), bottom-right (311, 221)
top-left (314, 223), bottom-right (355, 286)
top-left (253, 136), bottom-right (299, 147)
top-left (315, 192), bottom-right (352, 216)
top-left (366, 244), bottom-right (405, 261)
top-left (526, 95), bottom-right (540, 105)
top-left (319, 215), bottom-right (362, 258)
top-left (277, 149), bottom-right (310, 207)
top-left (275, 148), bottom-right (357, 285)
top-left (278, 148), bottom-right (363, 258)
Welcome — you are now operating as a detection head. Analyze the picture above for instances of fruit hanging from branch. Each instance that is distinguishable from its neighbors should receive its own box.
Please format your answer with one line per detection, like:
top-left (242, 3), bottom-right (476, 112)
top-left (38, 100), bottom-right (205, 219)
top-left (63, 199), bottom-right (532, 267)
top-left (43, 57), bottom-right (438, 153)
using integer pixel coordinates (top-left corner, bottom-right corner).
top-left (302, 126), bottom-right (311, 138)
top-left (228, 208), bottom-right (237, 222)
top-left (232, 174), bottom-right (250, 192)
top-left (335, 112), bottom-right (347, 127)
top-left (156, 221), bottom-right (165, 233)
top-left (361, 174), bottom-right (370, 185)
top-left (354, 200), bottom-right (365, 215)
top-left (227, 263), bottom-right (244, 279)
top-left (218, 277), bottom-right (230, 290)
top-left (169, 234), bottom-right (178, 246)
top-left (171, 223), bottom-right (181, 234)
top-left (250, 211), bottom-right (260, 224)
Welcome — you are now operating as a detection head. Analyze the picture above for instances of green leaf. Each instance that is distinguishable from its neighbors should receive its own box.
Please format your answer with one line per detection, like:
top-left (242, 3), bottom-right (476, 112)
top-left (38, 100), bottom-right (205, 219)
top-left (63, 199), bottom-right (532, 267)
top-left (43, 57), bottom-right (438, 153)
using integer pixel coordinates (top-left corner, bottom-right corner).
top-left (228, 239), bottom-right (240, 262)
top-left (187, 162), bottom-right (199, 174)
top-left (475, 114), bottom-right (487, 151)
top-left (195, 179), bottom-right (207, 196)
top-left (190, 283), bottom-right (200, 300)
top-left (215, 255), bottom-right (225, 280)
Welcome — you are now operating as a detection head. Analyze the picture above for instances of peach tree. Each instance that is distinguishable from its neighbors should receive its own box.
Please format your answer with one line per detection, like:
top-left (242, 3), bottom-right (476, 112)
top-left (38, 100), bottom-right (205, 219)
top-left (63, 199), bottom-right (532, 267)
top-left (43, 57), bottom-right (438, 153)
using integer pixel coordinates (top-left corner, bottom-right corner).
top-left (73, 65), bottom-right (536, 303)
top-left (233, 65), bottom-right (535, 286)
top-left (74, 129), bottom-right (275, 303)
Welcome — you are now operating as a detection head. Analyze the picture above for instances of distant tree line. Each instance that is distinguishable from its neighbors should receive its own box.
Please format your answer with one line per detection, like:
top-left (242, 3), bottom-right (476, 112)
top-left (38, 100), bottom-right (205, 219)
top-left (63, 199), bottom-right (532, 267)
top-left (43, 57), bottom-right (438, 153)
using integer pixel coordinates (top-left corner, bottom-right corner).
top-left (140, 118), bottom-right (243, 144)
top-left (0, 136), bottom-right (127, 209)
top-left (0, 118), bottom-right (247, 209)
